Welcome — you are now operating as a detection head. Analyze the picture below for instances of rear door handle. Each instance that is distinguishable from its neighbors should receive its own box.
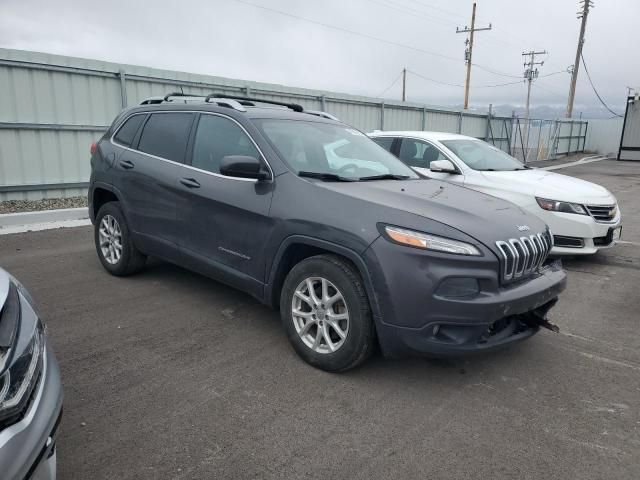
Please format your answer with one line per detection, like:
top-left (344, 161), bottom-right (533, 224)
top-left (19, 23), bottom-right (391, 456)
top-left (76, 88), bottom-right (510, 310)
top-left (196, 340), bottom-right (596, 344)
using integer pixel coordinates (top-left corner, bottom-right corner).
top-left (179, 177), bottom-right (201, 189)
top-left (119, 159), bottom-right (135, 170)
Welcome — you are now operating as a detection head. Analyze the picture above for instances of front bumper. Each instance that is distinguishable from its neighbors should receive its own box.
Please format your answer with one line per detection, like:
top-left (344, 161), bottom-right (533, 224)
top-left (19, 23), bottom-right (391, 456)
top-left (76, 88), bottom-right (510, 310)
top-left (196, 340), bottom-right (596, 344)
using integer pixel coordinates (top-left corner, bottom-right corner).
top-left (364, 237), bottom-right (567, 357)
top-left (526, 205), bottom-right (622, 255)
top-left (0, 295), bottom-right (63, 480)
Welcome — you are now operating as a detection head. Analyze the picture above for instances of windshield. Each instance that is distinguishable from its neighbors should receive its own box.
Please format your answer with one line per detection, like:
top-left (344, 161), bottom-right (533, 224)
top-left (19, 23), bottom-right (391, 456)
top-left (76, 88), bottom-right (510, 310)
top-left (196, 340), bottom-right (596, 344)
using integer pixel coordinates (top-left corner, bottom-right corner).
top-left (254, 119), bottom-right (419, 180)
top-left (441, 139), bottom-right (524, 171)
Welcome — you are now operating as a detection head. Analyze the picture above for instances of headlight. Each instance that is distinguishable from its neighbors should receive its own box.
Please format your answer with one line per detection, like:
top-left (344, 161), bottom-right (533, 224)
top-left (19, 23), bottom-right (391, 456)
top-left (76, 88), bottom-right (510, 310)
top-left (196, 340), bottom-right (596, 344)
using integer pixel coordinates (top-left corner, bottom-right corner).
top-left (384, 226), bottom-right (481, 256)
top-left (0, 282), bottom-right (44, 429)
top-left (536, 197), bottom-right (587, 215)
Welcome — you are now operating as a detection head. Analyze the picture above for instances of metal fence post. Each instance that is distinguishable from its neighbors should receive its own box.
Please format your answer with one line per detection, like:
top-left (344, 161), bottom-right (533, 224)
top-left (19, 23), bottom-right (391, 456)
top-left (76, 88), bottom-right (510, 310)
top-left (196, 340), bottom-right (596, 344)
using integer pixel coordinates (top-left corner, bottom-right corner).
top-left (118, 70), bottom-right (127, 108)
top-left (422, 107), bottom-right (427, 131)
top-left (320, 95), bottom-right (327, 112)
top-left (568, 121), bottom-right (574, 155)
top-left (582, 121), bottom-right (588, 152)
top-left (457, 111), bottom-right (462, 134)
top-left (244, 86), bottom-right (251, 96)
top-left (380, 101), bottom-right (385, 130)
top-left (484, 104), bottom-right (492, 142)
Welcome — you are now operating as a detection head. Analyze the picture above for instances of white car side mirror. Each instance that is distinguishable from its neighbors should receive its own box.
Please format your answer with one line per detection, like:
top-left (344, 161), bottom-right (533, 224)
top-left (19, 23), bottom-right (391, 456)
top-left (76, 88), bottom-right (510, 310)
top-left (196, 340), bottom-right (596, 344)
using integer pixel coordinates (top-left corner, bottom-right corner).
top-left (430, 159), bottom-right (457, 174)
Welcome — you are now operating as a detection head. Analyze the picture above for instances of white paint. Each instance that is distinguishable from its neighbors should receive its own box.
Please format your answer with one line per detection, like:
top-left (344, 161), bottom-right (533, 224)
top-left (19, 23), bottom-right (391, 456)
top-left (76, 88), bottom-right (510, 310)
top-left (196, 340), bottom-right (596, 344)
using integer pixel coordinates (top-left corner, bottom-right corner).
top-left (540, 155), bottom-right (607, 171)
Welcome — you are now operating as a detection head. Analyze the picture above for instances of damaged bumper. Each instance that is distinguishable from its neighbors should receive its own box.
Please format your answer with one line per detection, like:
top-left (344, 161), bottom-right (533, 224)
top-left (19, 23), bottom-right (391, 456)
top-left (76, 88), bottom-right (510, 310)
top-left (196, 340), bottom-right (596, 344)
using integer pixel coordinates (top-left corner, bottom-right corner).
top-left (368, 250), bottom-right (567, 357)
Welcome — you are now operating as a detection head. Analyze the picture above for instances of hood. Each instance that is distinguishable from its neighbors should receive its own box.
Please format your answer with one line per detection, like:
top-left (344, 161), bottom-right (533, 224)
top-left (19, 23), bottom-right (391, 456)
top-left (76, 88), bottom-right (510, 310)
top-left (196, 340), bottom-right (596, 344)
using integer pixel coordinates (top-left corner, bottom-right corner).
top-left (480, 169), bottom-right (614, 204)
top-left (316, 179), bottom-right (548, 248)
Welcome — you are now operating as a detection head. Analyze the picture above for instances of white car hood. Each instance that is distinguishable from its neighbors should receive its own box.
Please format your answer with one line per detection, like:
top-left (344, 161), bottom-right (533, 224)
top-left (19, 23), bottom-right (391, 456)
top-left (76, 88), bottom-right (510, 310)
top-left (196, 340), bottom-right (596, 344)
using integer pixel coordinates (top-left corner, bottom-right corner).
top-left (479, 169), bottom-right (615, 204)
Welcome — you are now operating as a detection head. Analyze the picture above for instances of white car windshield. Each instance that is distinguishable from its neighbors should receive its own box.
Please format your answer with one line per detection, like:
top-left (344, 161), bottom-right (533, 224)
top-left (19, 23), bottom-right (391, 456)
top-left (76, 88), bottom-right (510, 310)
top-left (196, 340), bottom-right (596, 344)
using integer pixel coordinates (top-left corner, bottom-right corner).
top-left (255, 119), bottom-right (419, 180)
top-left (441, 139), bottom-right (526, 171)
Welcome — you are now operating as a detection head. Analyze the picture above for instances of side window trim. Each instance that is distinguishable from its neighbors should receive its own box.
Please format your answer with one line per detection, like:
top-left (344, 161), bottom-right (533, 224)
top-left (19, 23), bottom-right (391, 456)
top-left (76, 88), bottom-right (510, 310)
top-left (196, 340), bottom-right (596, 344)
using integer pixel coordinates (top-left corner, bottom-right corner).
top-left (112, 113), bottom-right (148, 148)
top-left (109, 109), bottom-right (273, 182)
top-left (184, 111), bottom-right (273, 182)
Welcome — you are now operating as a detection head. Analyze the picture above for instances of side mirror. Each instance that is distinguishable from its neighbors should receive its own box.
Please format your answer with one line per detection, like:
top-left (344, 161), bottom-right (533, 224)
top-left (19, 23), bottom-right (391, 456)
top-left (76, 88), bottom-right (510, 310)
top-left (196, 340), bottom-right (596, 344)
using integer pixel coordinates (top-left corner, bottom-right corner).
top-left (219, 155), bottom-right (270, 180)
top-left (430, 159), bottom-right (457, 174)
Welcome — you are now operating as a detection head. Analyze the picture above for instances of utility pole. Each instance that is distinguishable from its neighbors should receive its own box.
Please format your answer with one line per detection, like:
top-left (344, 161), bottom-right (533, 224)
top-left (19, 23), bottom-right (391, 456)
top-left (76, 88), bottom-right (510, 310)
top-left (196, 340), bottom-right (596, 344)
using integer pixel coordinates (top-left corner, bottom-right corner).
top-left (402, 68), bottom-right (407, 102)
top-left (521, 50), bottom-right (546, 162)
top-left (522, 50), bottom-right (547, 121)
top-left (456, 3), bottom-right (492, 109)
top-left (566, 0), bottom-right (593, 118)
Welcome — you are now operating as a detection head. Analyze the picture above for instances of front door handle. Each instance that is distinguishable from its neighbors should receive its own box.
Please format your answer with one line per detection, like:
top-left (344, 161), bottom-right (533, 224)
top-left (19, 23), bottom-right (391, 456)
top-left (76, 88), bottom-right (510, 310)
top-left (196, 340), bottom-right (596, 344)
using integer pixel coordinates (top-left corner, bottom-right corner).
top-left (179, 177), bottom-right (201, 189)
top-left (119, 159), bottom-right (135, 170)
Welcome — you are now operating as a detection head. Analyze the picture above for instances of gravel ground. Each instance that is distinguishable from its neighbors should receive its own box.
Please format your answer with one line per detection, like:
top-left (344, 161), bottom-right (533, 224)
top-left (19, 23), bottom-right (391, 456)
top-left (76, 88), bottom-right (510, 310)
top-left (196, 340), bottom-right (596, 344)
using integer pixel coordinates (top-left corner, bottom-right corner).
top-left (0, 196), bottom-right (87, 214)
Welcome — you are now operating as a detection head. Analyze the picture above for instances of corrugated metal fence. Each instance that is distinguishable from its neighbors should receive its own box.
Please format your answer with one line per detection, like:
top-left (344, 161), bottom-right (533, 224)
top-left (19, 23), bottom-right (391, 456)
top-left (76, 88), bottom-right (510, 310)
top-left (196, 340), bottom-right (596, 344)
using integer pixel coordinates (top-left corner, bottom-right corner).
top-left (0, 48), bottom-right (586, 200)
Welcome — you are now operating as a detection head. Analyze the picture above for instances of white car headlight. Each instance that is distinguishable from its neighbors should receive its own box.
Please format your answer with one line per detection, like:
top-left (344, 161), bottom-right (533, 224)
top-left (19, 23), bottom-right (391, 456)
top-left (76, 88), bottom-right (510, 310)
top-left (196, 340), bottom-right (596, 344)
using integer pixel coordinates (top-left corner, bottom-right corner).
top-left (384, 226), bottom-right (481, 256)
top-left (536, 197), bottom-right (587, 215)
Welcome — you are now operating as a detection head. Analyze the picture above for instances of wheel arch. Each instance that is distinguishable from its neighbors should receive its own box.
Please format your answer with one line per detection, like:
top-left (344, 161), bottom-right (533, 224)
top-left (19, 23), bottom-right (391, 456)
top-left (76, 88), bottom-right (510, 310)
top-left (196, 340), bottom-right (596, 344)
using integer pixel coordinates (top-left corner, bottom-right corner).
top-left (265, 236), bottom-right (382, 323)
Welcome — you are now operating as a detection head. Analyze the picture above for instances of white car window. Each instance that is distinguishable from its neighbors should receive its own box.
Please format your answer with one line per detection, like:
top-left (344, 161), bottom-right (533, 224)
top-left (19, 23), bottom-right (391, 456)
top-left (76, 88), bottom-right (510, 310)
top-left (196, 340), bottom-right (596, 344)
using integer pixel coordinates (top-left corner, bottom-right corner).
top-left (398, 138), bottom-right (447, 169)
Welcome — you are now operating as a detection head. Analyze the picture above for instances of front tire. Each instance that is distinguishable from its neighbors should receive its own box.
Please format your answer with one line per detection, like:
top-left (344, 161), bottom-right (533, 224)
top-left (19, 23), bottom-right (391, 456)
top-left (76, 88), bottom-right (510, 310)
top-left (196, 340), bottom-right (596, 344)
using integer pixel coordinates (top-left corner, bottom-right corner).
top-left (94, 202), bottom-right (146, 276)
top-left (280, 254), bottom-right (375, 372)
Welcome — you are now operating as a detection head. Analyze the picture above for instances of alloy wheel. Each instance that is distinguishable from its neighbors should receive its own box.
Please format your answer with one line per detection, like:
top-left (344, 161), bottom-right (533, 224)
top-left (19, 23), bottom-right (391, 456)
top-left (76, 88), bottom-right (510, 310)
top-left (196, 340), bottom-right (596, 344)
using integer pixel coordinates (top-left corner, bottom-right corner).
top-left (98, 214), bottom-right (123, 265)
top-left (291, 276), bottom-right (349, 354)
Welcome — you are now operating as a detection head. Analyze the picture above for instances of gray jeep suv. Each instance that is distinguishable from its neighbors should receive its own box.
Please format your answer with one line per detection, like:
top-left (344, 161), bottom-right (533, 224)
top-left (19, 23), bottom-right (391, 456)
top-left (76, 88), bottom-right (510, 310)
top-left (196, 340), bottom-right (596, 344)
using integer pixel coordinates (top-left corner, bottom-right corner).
top-left (88, 93), bottom-right (566, 371)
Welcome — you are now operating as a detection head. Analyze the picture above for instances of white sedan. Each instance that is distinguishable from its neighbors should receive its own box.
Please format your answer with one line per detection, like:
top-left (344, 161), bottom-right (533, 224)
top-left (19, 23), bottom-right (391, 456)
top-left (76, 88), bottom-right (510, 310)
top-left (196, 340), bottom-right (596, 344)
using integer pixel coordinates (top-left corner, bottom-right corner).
top-left (369, 131), bottom-right (622, 255)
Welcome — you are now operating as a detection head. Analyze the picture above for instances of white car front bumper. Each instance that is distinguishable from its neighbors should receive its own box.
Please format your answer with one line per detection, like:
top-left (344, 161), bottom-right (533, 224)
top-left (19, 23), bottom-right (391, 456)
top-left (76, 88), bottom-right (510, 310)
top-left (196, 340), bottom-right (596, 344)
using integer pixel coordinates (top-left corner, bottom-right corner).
top-left (524, 204), bottom-right (622, 255)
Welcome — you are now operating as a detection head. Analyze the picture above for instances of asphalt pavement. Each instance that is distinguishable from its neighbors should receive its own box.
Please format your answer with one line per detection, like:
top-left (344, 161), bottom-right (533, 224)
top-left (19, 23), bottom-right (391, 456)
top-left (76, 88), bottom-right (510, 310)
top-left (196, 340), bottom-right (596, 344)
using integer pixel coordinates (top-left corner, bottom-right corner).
top-left (0, 159), bottom-right (638, 479)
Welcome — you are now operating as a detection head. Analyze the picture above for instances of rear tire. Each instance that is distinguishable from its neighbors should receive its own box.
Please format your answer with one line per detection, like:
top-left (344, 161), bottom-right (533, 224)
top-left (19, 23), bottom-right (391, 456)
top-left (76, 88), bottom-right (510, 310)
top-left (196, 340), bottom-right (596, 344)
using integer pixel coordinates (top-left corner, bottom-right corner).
top-left (280, 254), bottom-right (375, 372)
top-left (94, 202), bottom-right (146, 276)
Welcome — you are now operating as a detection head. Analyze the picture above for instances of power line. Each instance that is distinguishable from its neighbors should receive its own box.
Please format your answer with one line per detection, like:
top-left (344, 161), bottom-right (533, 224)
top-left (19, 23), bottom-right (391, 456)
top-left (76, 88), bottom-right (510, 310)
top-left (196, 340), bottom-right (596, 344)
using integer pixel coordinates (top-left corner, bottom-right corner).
top-left (407, 69), bottom-right (522, 89)
top-left (229, 0), bottom-right (521, 80)
top-left (580, 52), bottom-right (623, 117)
top-left (406, 69), bottom-right (463, 88)
top-left (367, 0), bottom-right (458, 28)
top-left (472, 64), bottom-right (522, 79)
top-left (377, 71), bottom-right (404, 97)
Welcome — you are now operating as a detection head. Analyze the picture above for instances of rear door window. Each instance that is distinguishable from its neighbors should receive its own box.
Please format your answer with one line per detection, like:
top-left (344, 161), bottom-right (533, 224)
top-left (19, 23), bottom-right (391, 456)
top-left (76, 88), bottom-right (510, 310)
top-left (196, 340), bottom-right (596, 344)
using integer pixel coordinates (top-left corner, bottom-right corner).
top-left (114, 114), bottom-right (146, 147)
top-left (137, 113), bottom-right (194, 163)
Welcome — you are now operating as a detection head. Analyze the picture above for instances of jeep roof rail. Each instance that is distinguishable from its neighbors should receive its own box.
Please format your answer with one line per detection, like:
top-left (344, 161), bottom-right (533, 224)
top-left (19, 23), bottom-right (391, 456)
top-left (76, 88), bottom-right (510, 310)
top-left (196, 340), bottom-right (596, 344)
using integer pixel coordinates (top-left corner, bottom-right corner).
top-left (163, 92), bottom-right (206, 102)
top-left (304, 110), bottom-right (340, 121)
top-left (205, 93), bottom-right (304, 113)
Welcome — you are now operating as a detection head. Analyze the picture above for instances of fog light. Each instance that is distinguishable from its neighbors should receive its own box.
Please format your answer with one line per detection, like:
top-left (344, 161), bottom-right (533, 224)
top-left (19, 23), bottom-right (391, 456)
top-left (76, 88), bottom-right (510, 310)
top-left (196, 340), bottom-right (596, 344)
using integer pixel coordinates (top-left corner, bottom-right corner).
top-left (435, 278), bottom-right (480, 298)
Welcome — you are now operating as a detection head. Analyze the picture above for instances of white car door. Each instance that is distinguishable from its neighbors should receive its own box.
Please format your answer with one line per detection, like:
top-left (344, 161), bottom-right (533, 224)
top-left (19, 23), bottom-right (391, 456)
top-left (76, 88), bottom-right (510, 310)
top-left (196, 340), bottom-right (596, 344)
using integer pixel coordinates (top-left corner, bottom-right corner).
top-left (397, 137), bottom-right (465, 184)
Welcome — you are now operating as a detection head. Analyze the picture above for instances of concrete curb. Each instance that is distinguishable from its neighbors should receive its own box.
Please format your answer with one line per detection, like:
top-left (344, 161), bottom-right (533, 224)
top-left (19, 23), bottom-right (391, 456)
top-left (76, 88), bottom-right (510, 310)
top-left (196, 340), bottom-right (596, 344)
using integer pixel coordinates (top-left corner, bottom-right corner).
top-left (0, 207), bottom-right (89, 227)
top-left (0, 207), bottom-right (90, 235)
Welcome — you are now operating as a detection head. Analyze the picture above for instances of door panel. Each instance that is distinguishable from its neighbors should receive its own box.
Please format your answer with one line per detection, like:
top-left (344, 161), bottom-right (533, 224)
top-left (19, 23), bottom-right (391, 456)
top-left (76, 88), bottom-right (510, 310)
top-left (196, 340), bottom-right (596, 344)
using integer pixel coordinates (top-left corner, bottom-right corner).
top-left (111, 112), bottom-right (194, 258)
top-left (177, 113), bottom-right (275, 287)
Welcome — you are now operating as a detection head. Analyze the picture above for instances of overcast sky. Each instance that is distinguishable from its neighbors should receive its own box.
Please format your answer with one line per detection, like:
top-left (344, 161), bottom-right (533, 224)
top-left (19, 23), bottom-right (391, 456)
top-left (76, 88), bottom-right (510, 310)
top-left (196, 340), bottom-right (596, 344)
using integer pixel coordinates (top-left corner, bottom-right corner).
top-left (1, 0), bottom-right (637, 116)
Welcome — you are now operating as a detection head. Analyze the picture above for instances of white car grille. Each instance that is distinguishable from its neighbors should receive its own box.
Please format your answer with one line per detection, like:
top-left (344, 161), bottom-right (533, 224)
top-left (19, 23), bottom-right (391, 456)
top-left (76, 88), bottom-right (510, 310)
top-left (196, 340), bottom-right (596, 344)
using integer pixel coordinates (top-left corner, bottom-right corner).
top-left (586, 204), bottom-right (617, 223)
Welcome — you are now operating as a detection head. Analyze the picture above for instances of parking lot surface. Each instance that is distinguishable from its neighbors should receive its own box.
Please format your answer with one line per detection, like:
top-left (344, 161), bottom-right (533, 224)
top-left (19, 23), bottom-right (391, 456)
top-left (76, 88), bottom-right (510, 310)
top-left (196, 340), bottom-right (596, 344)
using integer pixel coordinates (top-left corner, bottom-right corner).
top-left (1, 159), bottom-right (639, 479)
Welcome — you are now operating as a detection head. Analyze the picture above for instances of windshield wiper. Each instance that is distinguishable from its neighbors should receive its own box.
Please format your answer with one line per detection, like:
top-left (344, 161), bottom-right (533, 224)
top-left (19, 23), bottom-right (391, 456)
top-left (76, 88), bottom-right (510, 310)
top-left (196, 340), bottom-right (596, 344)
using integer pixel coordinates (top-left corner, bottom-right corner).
top-left (357, 174), bottom-right (411, 181)
top-left (298, 171), bottom-right (356, 182)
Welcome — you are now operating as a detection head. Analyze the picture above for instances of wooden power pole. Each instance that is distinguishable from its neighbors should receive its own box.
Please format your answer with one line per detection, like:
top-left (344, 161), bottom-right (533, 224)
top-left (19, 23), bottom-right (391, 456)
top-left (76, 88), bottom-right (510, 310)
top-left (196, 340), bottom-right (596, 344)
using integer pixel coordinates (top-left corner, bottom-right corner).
top-left (566, 0), bottom-right (593, 118)
top-left (456, 3), bottom-right (492, 109)
top-left (523, 50), bottom-right (547, 121)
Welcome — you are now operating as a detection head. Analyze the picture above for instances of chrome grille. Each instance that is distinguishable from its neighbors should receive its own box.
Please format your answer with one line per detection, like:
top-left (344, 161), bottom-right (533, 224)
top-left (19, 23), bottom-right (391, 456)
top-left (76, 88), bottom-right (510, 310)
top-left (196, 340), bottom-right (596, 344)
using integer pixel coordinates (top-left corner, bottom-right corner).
top-left (496, 231), bottom-right (552, 282)
top-left (586, 204), bottom-right (617, 223)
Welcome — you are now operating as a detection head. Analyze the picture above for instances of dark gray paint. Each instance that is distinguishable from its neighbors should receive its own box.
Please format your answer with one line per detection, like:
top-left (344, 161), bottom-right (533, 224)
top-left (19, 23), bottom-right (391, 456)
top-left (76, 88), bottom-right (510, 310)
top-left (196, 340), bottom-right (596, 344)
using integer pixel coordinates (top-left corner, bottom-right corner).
top-left (89, 102), bottom-right (566, 356)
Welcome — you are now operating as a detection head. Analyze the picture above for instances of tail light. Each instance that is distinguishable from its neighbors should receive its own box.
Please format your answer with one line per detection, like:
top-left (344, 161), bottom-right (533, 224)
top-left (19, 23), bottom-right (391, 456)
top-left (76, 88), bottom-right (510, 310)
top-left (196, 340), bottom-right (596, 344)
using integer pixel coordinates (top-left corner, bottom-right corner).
top-left (90, 142), bottom-right (97, 155)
